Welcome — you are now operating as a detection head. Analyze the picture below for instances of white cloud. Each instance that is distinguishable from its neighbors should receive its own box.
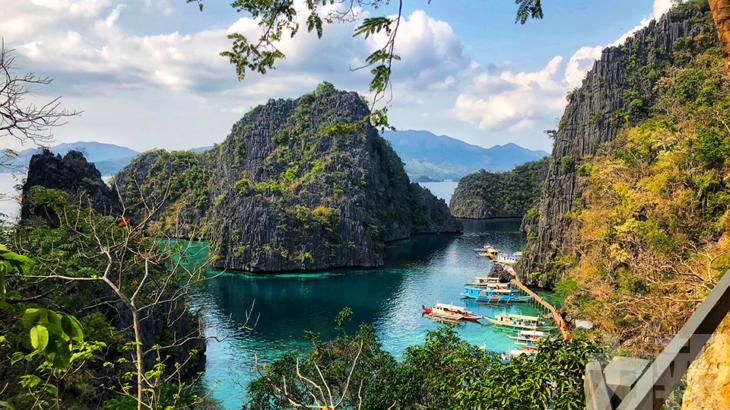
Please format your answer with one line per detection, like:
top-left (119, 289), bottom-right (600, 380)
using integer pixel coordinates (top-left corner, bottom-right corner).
top-left (565, 45), bottom-right (603, 88)
top-left (451, 0), bottom-right (678, 138)
top-left (453, 57), bottom-right (567, 132)
top-left (31, 0), bottom-right (111, 17)
top-left (612, 0), bottom-right (675, 46)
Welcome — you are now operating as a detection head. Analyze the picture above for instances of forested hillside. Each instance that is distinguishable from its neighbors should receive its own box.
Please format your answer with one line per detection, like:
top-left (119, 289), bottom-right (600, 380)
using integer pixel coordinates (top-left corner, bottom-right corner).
top-left (449, 157), bottom-right (549, 219)
top-left (520, 0), bottom-right (730, 352)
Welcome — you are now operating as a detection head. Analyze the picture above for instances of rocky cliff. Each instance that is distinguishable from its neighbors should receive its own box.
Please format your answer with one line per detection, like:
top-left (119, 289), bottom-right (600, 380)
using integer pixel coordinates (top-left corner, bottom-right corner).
top-left (18, 149), bottom-right (204, 380)
top-left (449, 157), bottom-right (548, 219)
top-left (115, 84), bottom-right (462, 272)
top-left (519, 3), bottom-right (714, 286)
top-left (21, 149), bottom-right (123, 226)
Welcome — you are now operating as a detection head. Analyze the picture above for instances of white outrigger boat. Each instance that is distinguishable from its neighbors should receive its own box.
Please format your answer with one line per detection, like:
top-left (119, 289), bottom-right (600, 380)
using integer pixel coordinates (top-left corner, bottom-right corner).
top-left (422, 303), bottom-right (483, 322)
top-left (464, 277), bottom-right (517, 293)
top-left (495, 252), bottom-right (522, 266)
top-left (484, 310), bottom-right (557, 331)
top-left (507, 330), bottom-right (547, 345)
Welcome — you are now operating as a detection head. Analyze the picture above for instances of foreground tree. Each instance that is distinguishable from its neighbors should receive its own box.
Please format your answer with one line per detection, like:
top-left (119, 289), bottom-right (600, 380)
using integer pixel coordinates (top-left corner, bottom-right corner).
top-left (0, 41), bottom-right (80, 176)
top-left (245, 309), bottom-right (602, 410)
top-left (186, 0), bottom-right (543, 130)
top-left (1, 181), bottom-right (253, 409)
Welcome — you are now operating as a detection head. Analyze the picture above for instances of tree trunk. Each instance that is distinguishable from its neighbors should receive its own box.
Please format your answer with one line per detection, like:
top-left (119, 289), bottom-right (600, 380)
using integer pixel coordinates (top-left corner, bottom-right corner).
top-left (710, 0), bottom-right (730, 74)
top-left (132, 309), bottom-right (144, 410)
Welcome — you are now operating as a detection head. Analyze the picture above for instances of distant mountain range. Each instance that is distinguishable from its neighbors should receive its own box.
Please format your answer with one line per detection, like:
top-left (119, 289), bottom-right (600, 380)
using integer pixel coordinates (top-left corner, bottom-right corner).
top-left (3, 132), bottom-right (548, 181)
top-left (382, 130), bottom-right (548, 181)
top-left (5, 142), bottom-right (140, 176)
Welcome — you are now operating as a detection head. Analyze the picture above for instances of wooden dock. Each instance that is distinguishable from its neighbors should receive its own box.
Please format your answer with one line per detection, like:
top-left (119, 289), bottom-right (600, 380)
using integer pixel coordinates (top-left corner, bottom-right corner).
top-left (511, 279), bottom-right (569, 340)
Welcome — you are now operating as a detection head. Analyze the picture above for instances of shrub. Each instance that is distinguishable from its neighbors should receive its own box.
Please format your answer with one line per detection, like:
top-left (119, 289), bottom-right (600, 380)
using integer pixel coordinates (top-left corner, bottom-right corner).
top-left (561, 156), bottom-right (574, 173)
top-left (694, 128), bottom-right (729, 167)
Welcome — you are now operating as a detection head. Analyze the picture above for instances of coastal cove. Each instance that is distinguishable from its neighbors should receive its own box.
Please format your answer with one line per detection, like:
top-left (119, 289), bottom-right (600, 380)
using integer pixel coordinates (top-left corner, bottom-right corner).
top-left (187, 218), bottom-right (560, 409)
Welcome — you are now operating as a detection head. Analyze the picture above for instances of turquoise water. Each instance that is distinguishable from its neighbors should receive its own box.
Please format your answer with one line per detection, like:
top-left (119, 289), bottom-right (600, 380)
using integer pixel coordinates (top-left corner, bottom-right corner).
top-left (188, 218), bottom-right (560, 408)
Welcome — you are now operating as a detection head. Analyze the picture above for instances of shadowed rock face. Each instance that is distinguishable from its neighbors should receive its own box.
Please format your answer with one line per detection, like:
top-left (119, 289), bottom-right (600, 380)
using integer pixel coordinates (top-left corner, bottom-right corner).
top-left (20, 149), bottom-right (122, 226)
top-left (116, 89), bottom-right (462, 272)
top-left (519, 5), bottom-right (712, 287)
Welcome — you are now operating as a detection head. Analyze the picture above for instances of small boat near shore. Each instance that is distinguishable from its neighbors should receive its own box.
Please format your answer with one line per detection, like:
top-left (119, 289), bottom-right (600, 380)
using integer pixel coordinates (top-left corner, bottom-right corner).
top-left (508, 330), bottom-right (547, 344)
top-left (473, 245), bottom-right (499, 259)
top-left (495, 252), bottom-right (522, 266)
top-left (484, 310), bottom-right (557, 331)
top-left (461, 287), bottom-right (532, 304)
top-left (464, 277), bottom-right (516, 291)
top-left (422, 303), bottom-right (483, 322)
top-left (476, 294), bottom-right (532, 305)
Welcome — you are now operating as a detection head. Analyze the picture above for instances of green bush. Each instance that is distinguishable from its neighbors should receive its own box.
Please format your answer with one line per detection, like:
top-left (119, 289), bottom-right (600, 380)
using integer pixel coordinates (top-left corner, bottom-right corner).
top-left (561, 156), bottom-right (574, 173)
top-left (694, 128), bottom-right (729, 167)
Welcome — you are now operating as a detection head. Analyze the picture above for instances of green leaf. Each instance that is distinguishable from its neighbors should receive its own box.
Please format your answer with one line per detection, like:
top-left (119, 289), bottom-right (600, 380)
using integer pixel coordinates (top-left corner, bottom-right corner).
top-left (30, 325), bottom-right (49, 351)
top-left (46, 336), bottom-right (72, 369)
top-left (61, 315), bottom-right (84, 343)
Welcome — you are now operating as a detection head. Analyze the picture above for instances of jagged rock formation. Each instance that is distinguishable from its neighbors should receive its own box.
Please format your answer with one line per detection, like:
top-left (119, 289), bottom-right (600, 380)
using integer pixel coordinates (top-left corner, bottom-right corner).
top-left (19, 149), bottom-right (204, 379)
top-left (449, 157), bottom-right (548, 219)
top-left (20, 149), bottom-right (123, 226)
top-left (116, 86), bottom-right (462, 272)
top-left (519, 4), bottom-right (713, 286)
top-left (488, 264), bottom-right (514, 283)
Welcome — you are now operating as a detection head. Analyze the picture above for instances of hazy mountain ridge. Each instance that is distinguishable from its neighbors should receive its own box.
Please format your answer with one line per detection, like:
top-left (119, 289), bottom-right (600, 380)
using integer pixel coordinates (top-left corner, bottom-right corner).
top-left (5, 142), bottom-right (139, 175)
top-left (382, 130), bottom-right (548, 181)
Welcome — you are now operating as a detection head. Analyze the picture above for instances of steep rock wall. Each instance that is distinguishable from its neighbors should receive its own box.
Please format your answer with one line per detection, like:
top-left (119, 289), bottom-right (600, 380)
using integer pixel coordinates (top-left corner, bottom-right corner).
top-left (519, 5), bottom-right (712, 286)
top-left (116, 88), bottom-right (462, 272)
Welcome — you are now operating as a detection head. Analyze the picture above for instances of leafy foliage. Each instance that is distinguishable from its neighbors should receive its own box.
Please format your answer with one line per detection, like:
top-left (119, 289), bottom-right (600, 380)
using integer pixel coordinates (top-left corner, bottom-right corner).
top-left (244, 310), bottom-right (602, 410)
top-left (549, 23), bottom-right (730, 351)
top-left (451, 157), bottom-right (549, 218)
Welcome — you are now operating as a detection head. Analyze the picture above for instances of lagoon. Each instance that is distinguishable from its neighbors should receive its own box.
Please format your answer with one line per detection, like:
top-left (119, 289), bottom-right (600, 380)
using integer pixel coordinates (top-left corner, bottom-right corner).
top-left (189, 218), bottom-right (559, 408)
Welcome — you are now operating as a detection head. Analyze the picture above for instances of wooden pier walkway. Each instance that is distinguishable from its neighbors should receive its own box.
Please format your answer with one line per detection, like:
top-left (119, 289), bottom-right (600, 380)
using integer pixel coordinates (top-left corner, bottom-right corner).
top-left (511, 279), bottom-right (569, 340)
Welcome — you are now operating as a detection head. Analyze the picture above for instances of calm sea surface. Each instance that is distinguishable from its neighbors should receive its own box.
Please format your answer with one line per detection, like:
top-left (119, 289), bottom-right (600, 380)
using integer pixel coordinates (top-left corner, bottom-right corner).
top-left (189, 219), bottom-right (560, 408)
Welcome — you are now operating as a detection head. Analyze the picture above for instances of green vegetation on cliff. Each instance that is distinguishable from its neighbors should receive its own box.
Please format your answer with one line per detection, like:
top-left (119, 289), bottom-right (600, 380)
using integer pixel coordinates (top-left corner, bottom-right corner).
top-left (522, 0), bottom-right (730, 352)
top-left (115, 83), bottom-right (461, 273)
top-left (449, 157), bottom-right (549, 219)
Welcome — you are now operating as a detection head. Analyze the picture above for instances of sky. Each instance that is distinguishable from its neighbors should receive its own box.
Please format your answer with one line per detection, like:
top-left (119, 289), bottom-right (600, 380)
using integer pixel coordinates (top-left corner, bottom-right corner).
top-left (2, 0), bottom-right (676, 154)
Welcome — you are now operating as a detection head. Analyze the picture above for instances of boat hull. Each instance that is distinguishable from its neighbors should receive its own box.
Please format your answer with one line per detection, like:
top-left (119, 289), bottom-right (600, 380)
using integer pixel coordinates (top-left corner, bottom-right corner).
top-left (484, 317), bottom-right (556, 331)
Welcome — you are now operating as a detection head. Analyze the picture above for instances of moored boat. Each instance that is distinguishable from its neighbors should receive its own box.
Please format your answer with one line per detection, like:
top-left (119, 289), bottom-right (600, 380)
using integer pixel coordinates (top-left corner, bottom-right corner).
top-left (473, 245), bottom-right (499, 260)
top-left (422, 303), bottom-right (483, 321)
top-left (475, 294), bottom-right (532, 304)
top-left (464, 277), bottom-right (516, 291)
top-left (507, 330), bottom-right (547, 344)
top-left (484, 310), bottom-right (557, 331)
top-left (495, 252), bottom-right (522, 266)
top-left (461, 286), bottom-right (519, 298)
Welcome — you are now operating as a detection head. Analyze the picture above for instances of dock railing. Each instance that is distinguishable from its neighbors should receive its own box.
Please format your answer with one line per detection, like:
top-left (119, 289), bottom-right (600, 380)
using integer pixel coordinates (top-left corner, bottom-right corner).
top-left (510, 279), bottom-right (569, 339)
top-left (584, 268), bottom-right (730, 410)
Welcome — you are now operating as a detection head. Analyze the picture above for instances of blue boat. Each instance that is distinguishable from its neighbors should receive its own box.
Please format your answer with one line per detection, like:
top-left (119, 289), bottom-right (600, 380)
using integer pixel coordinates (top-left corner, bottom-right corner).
top-left (460, 287), bottom-right (532, 304)
top-left (475, 294), bottom-right (532, 304)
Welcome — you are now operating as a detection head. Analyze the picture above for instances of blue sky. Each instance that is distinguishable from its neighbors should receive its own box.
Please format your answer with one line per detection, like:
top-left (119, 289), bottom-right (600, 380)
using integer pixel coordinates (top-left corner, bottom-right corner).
top-left (2, 0), bottom-right (674, 153)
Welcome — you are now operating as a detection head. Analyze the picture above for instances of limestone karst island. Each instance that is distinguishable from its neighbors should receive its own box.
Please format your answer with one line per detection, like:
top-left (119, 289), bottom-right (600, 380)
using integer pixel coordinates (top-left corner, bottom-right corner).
top-left (3, 0), bottom-right (730, 409)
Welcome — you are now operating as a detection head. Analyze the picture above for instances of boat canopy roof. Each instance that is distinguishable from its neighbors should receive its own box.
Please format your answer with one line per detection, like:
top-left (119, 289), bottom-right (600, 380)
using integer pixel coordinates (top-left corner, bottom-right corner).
top-left (518, 330), bottom-right (546, 337)
top-left (434, 303), bottom-right (467, 312)
top-left (505, 313), bottom-right (542, 321)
